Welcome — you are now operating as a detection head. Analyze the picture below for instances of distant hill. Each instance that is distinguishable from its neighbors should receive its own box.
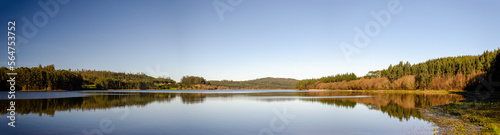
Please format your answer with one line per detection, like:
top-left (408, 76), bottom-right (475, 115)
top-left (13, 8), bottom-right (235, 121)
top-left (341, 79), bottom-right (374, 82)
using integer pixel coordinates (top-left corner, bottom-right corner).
top-left (208, 77), bottom-right (298, 89)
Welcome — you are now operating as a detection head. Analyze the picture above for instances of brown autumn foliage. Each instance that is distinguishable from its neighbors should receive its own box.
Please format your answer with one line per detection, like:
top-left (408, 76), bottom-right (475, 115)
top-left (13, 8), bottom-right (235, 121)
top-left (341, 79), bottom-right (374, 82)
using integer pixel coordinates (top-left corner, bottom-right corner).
top-left (427, 72), bottom-right (485, 90)
top-left (308, 73), bottom-right (486, 90)
top-left (391, 75), bottom-right (416, 90)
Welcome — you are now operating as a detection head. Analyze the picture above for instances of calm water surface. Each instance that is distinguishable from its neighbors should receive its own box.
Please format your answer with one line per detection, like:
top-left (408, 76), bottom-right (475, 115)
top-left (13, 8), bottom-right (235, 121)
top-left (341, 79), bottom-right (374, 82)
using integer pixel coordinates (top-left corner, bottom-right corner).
top-left (1, 90), bottom-right (464, 135)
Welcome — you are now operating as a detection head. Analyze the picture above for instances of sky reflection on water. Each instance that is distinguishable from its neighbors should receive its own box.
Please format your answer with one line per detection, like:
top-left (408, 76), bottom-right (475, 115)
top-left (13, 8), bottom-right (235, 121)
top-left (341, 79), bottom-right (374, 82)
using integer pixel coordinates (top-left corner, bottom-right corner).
top-left (0, 90), bottom-right (464, 135)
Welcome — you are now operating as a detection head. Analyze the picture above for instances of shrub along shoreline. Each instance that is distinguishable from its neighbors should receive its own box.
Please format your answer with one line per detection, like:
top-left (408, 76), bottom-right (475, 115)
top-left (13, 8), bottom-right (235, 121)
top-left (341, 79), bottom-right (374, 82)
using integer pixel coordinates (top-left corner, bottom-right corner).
top-left (300, 73), bottom-right (483, 91)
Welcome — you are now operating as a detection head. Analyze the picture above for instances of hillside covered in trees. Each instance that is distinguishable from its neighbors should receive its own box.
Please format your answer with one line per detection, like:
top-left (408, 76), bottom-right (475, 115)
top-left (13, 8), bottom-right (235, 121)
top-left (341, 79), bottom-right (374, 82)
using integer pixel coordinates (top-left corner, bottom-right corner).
top-left (208, 77), bottom-right (298, 89)
top-left (0, 67), bottom-right (296, 90)
top-left (0, 65), bottom-right (83, 90)
top-left (296, 48), bottom-right (500, 91)
top-left (0, 66), bottom-right (177, 90)
top-left (76, 70), bottom-right (176, 90)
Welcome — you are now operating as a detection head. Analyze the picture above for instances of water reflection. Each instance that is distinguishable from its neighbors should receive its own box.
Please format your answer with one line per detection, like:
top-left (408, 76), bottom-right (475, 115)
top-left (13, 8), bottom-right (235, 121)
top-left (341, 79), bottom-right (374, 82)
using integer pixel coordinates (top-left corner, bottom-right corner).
top-left (298, 92), bottom-right (464, 121)
top-left (0, 90), bottom-right (467, 135)
top-left (1, 91), bottom-right (463, 122)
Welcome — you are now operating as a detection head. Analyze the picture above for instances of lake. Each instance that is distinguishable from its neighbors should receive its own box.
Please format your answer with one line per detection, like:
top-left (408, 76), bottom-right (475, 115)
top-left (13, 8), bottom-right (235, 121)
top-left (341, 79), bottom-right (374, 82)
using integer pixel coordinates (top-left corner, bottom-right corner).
top-left (1, 90), bottom-right (464, 135)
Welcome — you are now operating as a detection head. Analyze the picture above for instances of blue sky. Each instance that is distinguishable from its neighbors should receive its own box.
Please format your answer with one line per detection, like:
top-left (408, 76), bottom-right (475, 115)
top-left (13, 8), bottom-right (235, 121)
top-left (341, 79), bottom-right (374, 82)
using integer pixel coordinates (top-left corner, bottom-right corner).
top-left (1, 0), bottom-right (499, 81)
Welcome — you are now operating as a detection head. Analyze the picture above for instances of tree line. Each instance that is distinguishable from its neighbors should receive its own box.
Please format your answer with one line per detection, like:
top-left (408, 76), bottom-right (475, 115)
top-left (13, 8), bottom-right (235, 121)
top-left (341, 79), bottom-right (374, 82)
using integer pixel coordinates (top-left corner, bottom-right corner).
top-left (0, 65), bottom-right (213, 90)
top-left (296, 73), bottom-right (356, 89)
top-left (75, 69), bottom-right (176, 90)
top-left (296, 48), bottom-right (500, 90)
top-left (0, 65), bottom-right (82, 90)
top-left (209, 77), bottom-right (298, 89)
top-left (181, 76), bottom-right (207, 85)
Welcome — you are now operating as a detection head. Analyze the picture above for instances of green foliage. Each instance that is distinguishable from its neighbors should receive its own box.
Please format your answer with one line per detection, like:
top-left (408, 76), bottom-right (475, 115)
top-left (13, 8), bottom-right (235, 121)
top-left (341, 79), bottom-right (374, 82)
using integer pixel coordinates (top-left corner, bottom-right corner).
top-left (363, 70), bottom-right (381, 79)
top-left (154, 77), bottom-right (176, 84)
top-left (416, 63), bottom-right (430, 89)
top-left (75, 70), bottom-right (175, 90)
top-left (295, 79), bottom-right (318, 90)
top-left (319, 73), bottom-right (358, 83)
top-left (75, 69), bottom-right (155, 84)
top-left (296, 48), bottom-right (500, 90)
top-left (295, 73), bottom-right (358, 90)
top-left (437, 91), bottom-right (500, 134)
top-left (0, 65), bottom-right (178, 90)
top-left (156, 83), bottom-right (178, 90)
top-left (0, 65), bottom-right (82, 90)
top-left (181, 76), bottom-right (207, 85)
top-left (378, 49), bottom-right (499, 89)
top-left (95, 78), bottom-right (122, 89)
top-left (381, 49), bottom-right (500, 89)
top-left (209, 77), bottom-right (298, 89)
top-left (82, 84), bottom-right (96, 90)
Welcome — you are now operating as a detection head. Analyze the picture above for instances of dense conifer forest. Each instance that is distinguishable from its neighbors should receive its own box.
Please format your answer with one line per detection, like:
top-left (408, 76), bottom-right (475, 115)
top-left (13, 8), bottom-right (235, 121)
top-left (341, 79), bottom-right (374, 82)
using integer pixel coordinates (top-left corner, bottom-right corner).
top-left (296, 49), bottom-right (500, 91)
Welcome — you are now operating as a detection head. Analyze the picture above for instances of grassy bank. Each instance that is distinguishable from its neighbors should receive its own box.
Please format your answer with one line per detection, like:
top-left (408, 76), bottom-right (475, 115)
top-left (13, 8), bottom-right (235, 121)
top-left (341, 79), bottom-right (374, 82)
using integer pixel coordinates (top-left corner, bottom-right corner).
top-left (433, 91), bottom-right (500, 134)
top-left (420, 108), bottom-right (481, 134)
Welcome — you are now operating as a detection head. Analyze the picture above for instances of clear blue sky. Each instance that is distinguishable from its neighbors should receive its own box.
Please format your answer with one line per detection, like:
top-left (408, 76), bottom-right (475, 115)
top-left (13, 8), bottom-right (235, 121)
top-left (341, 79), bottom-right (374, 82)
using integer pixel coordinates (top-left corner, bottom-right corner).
top-left (1, 0), bottom-right (499, 81)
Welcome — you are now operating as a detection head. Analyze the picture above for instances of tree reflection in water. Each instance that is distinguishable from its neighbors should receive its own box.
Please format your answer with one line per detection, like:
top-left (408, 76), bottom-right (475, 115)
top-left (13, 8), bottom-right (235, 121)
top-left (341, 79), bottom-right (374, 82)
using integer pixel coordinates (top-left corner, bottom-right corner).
top-left (298, 92), bottom-right (464, 121)
top-left (0, 91), bottom-right (463, 122)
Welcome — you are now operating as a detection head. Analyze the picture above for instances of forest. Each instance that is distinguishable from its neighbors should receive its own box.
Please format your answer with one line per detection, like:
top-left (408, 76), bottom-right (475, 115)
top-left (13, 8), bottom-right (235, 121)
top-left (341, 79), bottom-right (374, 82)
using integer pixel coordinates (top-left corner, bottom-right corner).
top-left (296, 48), bottom-right (500, 91)
top-left (77, 69), bottom-right (175, 90)
top-left (0, 66), bottom-right (295, 90)
top-left (208, 77), bottom-right (298, 89)
top-left (0, 65), bottom-right (82, 90)
top-left (0, 66), bottom-right (210, 90)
